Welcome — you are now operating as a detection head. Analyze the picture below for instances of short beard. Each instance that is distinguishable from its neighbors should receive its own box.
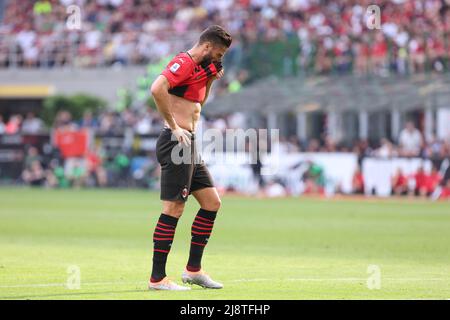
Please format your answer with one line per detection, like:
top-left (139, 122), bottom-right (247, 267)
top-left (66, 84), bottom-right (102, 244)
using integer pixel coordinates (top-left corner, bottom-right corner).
top-left (200, 54), bottom-right (213, 67)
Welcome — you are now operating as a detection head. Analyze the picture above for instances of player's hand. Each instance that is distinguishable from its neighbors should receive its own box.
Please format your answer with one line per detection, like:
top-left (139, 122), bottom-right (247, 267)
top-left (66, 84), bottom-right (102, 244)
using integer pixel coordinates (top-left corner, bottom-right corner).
top-left (172, 126), bottom-right (192, 147)
top-left (214, 68), bottom-right (224, 80)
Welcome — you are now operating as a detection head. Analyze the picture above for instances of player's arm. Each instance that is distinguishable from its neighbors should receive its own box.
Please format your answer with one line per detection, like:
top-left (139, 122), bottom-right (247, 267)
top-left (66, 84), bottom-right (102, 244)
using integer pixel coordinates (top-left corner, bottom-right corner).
top-left (150, 75), bottom-right (191, 146)
top-left (150, 75), bottom-right (177, 129)
top-left (201, 78), bottom-right (214, 106)
top-left (201, 68), bottom-right (224, 106)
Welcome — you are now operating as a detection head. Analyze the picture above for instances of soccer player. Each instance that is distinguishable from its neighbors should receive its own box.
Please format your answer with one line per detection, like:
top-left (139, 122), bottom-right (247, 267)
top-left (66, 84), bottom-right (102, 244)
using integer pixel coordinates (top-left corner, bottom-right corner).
top-left (148, 25), bottom-right (232, 291)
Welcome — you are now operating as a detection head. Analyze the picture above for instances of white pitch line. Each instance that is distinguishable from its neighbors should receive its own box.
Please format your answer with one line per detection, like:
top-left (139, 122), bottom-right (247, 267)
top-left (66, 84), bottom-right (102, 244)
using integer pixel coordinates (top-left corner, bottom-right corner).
top-left (0, 281), bottom-right (144, 289)
top-left (0, 278), bottom-right (447, 289)
top-left (0, 283), bottom-right (66, 288)
top-left (287, 278), bottom-right (447, 282)
top-left (230, 278), bottom-right (446, 283)
top-left (228, 278), bottom-right (272, 283)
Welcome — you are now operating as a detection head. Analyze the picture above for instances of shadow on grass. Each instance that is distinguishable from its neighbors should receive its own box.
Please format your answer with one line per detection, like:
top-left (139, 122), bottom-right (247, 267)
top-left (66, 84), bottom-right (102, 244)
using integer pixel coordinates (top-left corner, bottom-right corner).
top-left (1, 286), bottom-right (209, 299)
top-left (1, 289), bottom-right (149, 300)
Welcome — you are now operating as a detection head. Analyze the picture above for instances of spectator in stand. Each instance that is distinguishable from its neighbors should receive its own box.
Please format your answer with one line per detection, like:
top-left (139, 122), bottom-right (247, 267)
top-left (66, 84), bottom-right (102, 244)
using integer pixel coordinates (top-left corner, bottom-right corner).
top-left (287, 136), bottom-right (302, 153)
top-left (409, 37), bottom-right (426, 74)
top-left (399, 121), bottom-right (423, 157)
top-left (375, 138), bottom-right (397, 158)
top-left (79, 111), bottom-right (99, 129)
top-left (414, 166), bottom-right (428, 197)
top-left (22, 159), bottom-right (46, 186)
top-left (21, 146), bottom-right (53, 187)
top-left (323, 135), bottom-right (337, 152)
top-left (54, 110), bottom-right (75, 129)
top-left (302, 161), bottom-right (325, 195)
top-left (5, 115), bottom-right (23, 135)
top-left (23, 146), bottom-right (41, 168)
top-left (351, 166), bottom-right (364, 194)
top-left (21, 112), bottom-right (44, 134)
top-left (425, 165), bottom-right (442, 196)
top-left (0, 115), bottom-right (5, 134)
top-left (0, 38), bottom-right (8, 67)
top-left (424, 134), bottom-right (448, 166)
top-left (134, 110), bottom-right (154, 135)
top-left (371, 33), bottom-right (389, 76)
top-left (15, 22), bottom-right (39, 67)
top-left (65, 158), bottom-right (87, 188)
top-left (33, 1), bottom-right (52, 16)
top-left (440, 180), bottom-right (450, 200)
top-left (443, 161), bottom-right (450, 187)
top-left (76, 22), bottom-right (103, 67)
top-left (86, 146), bottom-right (108, 187)
top-left (428, 34), bottom-right (446, 72)
top-left (353, 38), bottom-right (370, 76)
top-left (306, 138), bottom-right (320, 152)
top-left (353, 139), bottom-right (373, 165)
top-left (264, 179), bottom-right (287, 198)
top-left (391, 168), bottom-right (408, 196)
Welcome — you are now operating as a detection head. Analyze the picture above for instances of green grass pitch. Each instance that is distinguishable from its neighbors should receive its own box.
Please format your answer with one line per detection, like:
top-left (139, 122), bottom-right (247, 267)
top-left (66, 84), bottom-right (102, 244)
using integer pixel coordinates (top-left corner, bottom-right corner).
top-left (0, 188), bottom-right (449, 299)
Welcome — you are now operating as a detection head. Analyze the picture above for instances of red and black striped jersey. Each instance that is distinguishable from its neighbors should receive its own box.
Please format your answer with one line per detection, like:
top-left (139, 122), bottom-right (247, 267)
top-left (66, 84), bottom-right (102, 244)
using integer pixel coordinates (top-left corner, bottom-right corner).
top-left (160, 52), bottom-right (222, 103)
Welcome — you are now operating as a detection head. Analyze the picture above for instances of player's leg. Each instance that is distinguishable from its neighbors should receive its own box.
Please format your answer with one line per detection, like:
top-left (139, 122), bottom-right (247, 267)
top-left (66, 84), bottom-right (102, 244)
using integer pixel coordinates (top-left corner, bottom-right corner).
top-left (183, 142), bottom-right (220, 272)
top-left (182, 185), bottom-right (223, 289)
top-left (149, 128), bottom-right (192, 290)
top-left (149, 199), bottom-right (193, 291)
top-left (188, 187), bottom-right (221, 270)
top-left (150, 200), bottom-right (185, 283)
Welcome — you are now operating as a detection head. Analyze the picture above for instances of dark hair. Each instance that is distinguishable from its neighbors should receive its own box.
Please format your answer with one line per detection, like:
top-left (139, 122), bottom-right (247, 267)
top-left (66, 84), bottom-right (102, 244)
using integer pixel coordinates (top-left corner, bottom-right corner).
top-left (199, 25), bottom-right (232, 48)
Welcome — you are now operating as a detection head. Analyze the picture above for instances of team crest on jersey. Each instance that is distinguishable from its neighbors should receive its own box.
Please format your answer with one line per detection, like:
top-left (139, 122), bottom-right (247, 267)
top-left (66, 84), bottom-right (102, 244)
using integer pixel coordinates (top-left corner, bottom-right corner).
top-left (181, 187), bottom-right (188, 199)
top-left (170, 62), bottom-right (180, 73)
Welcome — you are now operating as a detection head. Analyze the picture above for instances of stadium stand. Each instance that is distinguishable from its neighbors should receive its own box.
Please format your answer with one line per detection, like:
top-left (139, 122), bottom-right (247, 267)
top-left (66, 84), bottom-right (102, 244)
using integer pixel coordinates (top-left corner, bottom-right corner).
top-left (0, 0), bottom-right (449, 76)
top-left (0, 0), bottom-right (449, 199)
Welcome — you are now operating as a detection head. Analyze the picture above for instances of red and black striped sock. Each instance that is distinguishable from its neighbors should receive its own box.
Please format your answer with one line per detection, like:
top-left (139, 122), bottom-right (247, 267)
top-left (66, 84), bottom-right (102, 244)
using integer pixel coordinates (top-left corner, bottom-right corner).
top-left (186, 208), bottom-right (217, 272)
top-left (150, 213), bottom-right (178, 283)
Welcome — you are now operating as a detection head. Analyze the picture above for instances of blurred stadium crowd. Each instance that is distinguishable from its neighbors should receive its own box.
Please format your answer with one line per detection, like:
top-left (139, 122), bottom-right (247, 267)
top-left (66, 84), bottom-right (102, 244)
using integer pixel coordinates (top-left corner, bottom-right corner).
top-left (0, 0), bottom-right (449, 76)
top-left (1, 110), bottom-right (450, 199)
top-left (1, 0), bottom-right (450, 199)
top-left (2, 110), bottom-right (450, 160)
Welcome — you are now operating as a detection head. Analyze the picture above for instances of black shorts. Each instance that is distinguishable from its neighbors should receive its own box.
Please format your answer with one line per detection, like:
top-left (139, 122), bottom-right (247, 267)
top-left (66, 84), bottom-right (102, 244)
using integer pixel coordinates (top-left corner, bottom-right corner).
top-left (156, 127), bottom-right (214, 202)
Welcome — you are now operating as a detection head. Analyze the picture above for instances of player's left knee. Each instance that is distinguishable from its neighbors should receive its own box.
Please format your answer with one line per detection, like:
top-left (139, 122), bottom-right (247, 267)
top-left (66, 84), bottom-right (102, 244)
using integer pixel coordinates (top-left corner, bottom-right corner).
top-left (204, 197), bottom-right (221, 212)
top-left (213, 198), bottom-right (222, 211)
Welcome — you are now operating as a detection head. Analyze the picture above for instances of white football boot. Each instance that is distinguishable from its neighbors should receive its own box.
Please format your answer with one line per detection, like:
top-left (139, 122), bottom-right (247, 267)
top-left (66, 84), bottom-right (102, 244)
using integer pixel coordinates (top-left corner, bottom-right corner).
top-left (181, 269), bottom-right (223, 289)
top-left (148, 277), bottom-right (191, 291)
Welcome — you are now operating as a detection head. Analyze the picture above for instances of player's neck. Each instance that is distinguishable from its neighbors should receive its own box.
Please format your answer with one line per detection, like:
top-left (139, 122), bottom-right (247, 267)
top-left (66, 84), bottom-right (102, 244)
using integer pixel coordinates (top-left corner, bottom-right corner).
top-left (186, 48), bottom-right (202, 65)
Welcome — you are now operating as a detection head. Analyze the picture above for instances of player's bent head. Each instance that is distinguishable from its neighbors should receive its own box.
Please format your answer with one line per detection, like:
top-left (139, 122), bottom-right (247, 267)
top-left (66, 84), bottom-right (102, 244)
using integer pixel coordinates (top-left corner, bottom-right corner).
top-left (197, 25), bottom-right (232, 64)
top-left (199, 25), bottom-right (232, 50)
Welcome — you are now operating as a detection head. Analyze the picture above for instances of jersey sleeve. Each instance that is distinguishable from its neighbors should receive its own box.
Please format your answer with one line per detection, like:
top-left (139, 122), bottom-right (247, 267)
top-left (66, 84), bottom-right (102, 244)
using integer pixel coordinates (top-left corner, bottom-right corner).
top-left (161, 55), bottom-right (194, 88)
top-left (207, 60), bottom-right (222, 78)
top-left (212, 60), bottom-right (223, 73)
